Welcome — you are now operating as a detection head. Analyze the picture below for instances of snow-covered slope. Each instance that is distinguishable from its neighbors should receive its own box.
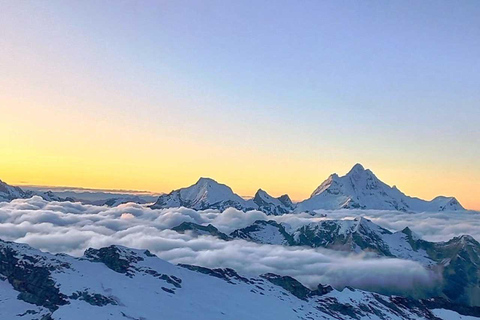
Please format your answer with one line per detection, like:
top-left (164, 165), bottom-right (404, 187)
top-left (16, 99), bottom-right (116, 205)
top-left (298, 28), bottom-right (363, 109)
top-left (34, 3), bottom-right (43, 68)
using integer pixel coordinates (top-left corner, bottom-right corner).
top-left (151, 177), bottom-right (292, 214)
top-left (296, 164), bottom-right (465, 212)
top-left (151, 177), bottom-right (253, 211)
top-left (0, 239), bottom-right (478, 320)
top-left (0, 179), bottom-right (33, 202)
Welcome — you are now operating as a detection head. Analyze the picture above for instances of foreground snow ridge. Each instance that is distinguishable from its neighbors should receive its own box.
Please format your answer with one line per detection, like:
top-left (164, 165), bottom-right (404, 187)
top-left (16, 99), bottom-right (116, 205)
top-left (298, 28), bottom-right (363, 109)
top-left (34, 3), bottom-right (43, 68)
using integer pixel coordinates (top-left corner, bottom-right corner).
top-left (0, 239), bottom-right (479, 320)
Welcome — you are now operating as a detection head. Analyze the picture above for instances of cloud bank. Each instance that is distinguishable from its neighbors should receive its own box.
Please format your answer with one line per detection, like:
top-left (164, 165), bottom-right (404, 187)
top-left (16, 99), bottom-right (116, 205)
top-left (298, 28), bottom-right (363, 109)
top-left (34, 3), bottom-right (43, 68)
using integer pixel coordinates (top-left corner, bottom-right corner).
top-left (1, 197), bottom-right (477, 297)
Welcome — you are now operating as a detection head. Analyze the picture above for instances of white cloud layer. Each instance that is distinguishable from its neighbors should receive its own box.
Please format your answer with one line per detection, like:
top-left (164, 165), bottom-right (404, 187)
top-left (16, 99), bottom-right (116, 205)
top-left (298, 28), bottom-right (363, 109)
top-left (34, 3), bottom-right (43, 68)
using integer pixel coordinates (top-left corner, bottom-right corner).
top-left (1, 197), bottom-right (478, 297)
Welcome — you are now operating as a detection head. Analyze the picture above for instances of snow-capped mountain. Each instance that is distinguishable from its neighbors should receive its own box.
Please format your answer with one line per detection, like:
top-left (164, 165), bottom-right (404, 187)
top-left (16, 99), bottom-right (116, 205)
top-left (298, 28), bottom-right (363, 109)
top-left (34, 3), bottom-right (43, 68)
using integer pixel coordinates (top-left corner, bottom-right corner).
top-left (151, 177), bottom-right (254, 211)
top-left (151, 164), bottom-right (465, 213)
top-left (151, 177), bottom-right (292, 214)
top-left (296, 164), bottom-right (465, 212)
top-left (0, 238), bottom-right (478, 320)
top-left (2, 164), bottom-right (467, 212)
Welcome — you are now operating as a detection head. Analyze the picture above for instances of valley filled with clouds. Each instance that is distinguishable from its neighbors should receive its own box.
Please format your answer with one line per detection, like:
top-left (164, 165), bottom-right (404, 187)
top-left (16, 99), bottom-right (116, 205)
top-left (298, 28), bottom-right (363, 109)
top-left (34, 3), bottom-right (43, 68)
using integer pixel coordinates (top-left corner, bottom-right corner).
top-left (1, 196), bottom-right (478, 298)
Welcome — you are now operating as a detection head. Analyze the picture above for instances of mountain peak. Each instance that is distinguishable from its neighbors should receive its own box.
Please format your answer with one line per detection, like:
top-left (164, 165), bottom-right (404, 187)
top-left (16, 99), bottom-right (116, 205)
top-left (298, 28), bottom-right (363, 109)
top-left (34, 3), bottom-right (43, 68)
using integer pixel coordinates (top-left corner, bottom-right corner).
top-left (297, 164), bottom-right (466, 212)
top-left (278, 194), bottom-right (293, 207)
top-left (347, 163), bottom-right (366, 175)
top-left (196, 177), bottom-right (218, 185)
top-left (255, 188), bottom-right (267, 196)
top-left (253, 189), bottom-right (294, 215)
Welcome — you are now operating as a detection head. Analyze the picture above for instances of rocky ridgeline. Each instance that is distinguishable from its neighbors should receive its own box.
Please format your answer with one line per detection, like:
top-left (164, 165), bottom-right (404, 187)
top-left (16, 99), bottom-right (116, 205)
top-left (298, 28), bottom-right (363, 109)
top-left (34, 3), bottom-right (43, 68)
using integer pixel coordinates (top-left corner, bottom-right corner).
top-left (0, 239), bottom-right (479, 319)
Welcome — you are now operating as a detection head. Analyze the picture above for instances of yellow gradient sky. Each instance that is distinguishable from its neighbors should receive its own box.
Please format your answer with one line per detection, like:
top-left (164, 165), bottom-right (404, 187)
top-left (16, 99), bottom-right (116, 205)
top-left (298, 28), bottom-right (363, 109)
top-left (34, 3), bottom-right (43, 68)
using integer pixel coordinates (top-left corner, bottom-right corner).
top-left (1, 2), bottom-right (479, 209)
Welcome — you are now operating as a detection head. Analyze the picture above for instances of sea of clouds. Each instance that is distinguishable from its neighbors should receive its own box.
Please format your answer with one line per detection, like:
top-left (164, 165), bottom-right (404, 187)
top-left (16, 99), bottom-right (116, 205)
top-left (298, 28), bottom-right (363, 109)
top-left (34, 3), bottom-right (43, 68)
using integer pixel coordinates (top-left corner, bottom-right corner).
top-left (1, 196), bottom-right (478, 297)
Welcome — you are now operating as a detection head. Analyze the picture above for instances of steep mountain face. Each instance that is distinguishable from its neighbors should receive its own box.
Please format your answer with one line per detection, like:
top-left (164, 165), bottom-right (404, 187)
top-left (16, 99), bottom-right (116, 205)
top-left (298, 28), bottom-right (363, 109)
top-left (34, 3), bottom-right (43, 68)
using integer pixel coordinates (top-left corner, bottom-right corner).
top-left (293, 217), bottom-right (395, 256)
top-left (252, 189), bottom-right (294, 215)
top-left (151, 177), bottom-right (292, 214)
top-left (416, 235), bottom-right (480, 307)
top-left (296, 164), bottom-right (465, 212)
top-left (0, 238), bottom-right (478, 320)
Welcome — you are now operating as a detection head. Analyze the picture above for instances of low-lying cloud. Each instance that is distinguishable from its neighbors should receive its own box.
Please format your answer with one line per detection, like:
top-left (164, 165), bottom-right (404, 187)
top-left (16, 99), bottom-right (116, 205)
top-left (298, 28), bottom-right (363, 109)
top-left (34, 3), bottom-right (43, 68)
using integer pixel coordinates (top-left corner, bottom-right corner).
top-left (1, 197), bottom-right (477, 297)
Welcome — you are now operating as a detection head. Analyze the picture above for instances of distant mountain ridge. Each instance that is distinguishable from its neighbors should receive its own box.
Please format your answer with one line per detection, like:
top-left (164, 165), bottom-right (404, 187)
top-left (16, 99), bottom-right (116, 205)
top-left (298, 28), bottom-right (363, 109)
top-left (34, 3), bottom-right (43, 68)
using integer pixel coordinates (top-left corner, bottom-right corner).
top-left (0, 180), bottom-right (154, 206)
top-left (1, 164), bottom-right (466, 212)
top-left (151, 164), bottom-right (465, 213)
top-left (0, 179), bottom-right (73, 202)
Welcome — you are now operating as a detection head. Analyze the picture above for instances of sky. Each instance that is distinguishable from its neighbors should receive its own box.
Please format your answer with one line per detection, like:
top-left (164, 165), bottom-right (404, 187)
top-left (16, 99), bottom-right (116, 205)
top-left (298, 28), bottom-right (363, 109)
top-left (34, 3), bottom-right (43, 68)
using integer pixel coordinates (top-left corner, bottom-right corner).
top-left (0, 1), bottom-right (479, 209)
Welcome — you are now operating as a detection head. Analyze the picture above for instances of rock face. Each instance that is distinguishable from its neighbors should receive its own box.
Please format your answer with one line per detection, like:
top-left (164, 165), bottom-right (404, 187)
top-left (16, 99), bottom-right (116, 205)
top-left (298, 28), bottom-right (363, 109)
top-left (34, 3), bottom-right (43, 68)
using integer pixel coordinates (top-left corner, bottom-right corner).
top-left (416, 235), bottom-right (480, 307)
top-left (293, 217), bottom-right (395, 255)
top-left (172, 221), bottom-right (231, 241)
top-left (231, 220), bottom-right (295, 245)
top-left (252, 189), bottom-right (295, 215)
top-left (295, 164), bottom-right (465, 212)
top-left (0, 238), bottom-right (478, 320)
top-left (0, 242), bottom-right (69, 312)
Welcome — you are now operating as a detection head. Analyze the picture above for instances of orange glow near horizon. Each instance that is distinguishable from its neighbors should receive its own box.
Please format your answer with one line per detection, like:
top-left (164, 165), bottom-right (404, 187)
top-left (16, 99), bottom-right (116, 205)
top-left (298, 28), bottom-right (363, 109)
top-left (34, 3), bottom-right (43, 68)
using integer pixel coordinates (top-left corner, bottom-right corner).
top-left (1, 96), bottom-right (479, 210)
top-left (1, 98), bottom-right (478, 212)
top-left (1, 2), bottom-right (479, 211)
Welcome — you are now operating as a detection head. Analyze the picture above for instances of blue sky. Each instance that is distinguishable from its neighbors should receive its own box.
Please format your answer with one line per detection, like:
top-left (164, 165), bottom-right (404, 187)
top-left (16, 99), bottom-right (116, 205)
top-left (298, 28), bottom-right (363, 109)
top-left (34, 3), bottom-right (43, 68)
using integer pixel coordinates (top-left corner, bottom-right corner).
top-left (1, 1), bottom-right (479, 208)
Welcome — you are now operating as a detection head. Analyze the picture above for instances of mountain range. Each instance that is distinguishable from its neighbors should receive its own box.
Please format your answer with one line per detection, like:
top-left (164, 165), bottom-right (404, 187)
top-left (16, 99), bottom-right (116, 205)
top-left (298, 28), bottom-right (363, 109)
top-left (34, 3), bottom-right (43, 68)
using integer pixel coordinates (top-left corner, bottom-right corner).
top-left (151, 164), bottom-right (465, 213)
top-left (173, 217), bottom-right (480, 307)
top-left (1, 164), bottom-right (466, 213)
top-left (0, 180), bottom-right (156, 206)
